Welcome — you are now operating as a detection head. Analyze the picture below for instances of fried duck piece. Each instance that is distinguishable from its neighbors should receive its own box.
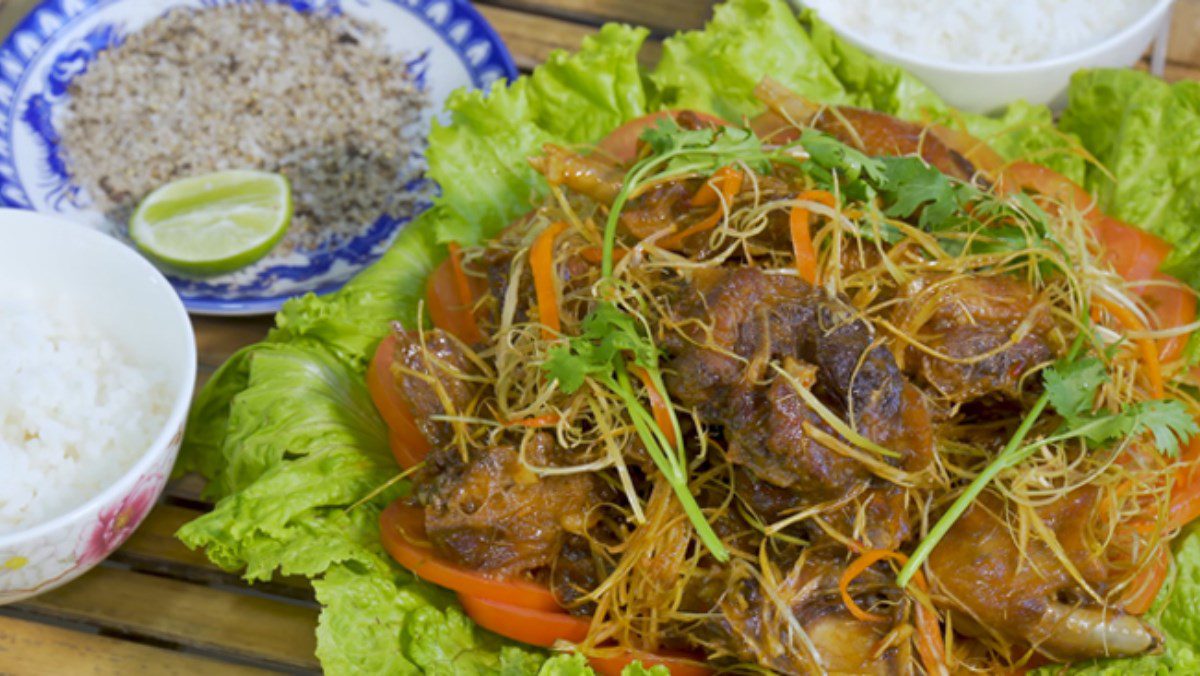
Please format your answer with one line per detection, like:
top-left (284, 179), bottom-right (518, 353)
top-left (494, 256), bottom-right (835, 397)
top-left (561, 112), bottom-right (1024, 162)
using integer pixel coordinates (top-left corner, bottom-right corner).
top-left (928, 488), bottom-right (1160, 661)
top-left (422, 433), bottom-right (602, 576)
top-left (390, 328), bottom-right (604, 577)
top-left (695, 555), bottom-right (909, 675)
top-left (755, 76), bottom-right (977, 182)
top-left (892, 274), bottom-right (1057, 405)
top-left (389, 327), bottom-right (476, 449)
top-left (664, 267), bottom-right (932, 549)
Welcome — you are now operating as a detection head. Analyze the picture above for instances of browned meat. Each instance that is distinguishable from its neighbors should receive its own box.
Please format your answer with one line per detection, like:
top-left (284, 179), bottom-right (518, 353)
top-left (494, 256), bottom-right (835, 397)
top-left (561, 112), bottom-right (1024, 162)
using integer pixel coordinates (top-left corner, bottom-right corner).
top-left (528, 144), bottom-right (623, 204)
top-left (666, 268), bottom-right (914, 449)
top-left (619, 180), bottom-right (694, 241)
top-left (551, 534), bottom-right (605, 614)
top-left (664, 268), bottom-right (931, 549)
top-left (725, 361), bottom-right (872, 499)
top-left (754, 77), bottom-right (977, 182)
top-left (391, 328), bottom-right (475, 448)
top-left (423, 433), bottom-right (602, 576)
top-left (811, 106), bottom-right (976, 182)
top-left (893, 275), bottom-right (1056, 404)
top-left (928, 489), bottom-right (1159, 661)
top-left (701, 558), bottom-right (906, 674)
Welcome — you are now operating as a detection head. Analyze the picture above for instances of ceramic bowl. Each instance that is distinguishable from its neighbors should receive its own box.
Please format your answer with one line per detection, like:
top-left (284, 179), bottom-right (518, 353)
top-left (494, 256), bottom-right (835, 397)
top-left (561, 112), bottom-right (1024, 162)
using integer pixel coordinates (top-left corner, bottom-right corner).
top-left (804, 0), bottom-right (1175, 113)
top-left (0, 209), bottom-right (195, 604)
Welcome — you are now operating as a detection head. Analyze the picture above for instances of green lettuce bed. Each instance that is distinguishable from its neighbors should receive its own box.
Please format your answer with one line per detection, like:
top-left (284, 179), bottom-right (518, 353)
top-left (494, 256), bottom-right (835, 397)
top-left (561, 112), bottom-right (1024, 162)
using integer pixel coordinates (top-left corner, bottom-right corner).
top-left (176, 1), bottom-right (1200, 672)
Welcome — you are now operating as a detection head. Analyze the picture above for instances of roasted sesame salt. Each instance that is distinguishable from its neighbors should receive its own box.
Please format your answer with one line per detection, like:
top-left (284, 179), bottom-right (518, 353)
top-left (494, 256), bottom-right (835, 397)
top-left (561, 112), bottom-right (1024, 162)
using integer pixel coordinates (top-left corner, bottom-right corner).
top-left (58, 3), bottom-right (429, 252)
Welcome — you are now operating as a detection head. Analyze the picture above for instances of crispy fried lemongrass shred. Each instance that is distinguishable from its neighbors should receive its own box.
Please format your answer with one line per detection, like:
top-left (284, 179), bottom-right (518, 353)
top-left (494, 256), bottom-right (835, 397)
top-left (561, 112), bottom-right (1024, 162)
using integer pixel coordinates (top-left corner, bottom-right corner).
top-left (392, 90), bottom-right (1200, 673)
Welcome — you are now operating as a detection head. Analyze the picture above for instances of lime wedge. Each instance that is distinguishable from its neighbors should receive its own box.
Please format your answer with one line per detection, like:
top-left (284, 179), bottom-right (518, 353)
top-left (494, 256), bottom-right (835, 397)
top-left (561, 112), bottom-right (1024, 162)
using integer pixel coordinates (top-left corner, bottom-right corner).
top-left (130, 170), bottom-right (292, 275)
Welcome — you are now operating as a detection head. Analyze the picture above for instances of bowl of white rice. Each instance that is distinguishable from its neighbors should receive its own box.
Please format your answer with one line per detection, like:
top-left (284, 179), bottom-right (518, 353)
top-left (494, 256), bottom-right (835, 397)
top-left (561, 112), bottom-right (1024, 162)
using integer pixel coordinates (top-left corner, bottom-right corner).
top-left (800, 0), bottom-right (1175, 112)
top-left (0, 209), bottom-right (195, 604)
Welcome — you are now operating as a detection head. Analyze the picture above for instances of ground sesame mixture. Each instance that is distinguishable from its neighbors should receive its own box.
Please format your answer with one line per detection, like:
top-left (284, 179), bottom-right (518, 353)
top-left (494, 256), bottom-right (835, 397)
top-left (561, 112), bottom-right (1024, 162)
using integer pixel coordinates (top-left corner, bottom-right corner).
top-left (57, 3), bottom-right (429, 252)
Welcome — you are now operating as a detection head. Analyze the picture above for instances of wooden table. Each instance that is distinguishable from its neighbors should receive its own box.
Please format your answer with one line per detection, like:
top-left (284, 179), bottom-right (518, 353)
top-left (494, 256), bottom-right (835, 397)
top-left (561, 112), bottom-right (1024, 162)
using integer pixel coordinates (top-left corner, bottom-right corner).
top-left (2, 0), bottom-right (1199, 672)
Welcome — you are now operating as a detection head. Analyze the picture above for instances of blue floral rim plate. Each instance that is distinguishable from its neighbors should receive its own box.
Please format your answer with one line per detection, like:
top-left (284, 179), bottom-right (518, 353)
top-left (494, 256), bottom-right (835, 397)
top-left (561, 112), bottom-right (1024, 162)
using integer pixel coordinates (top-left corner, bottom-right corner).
top-left (0, 0), bottom-right (517, 315)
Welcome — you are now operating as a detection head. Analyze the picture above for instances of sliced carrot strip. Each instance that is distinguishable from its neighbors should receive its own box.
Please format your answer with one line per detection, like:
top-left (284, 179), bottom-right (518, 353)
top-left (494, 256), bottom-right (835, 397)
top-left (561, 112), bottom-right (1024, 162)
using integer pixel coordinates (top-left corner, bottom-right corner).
top-left (580, 245), bottom-right (628, 264)
top-left (531, 221), bottom-right (569, 339)
top-left (790, 190), bottom-right (836, 285)
top-left (839, 549), bottom-right (896, 623)
top-left (503, 414), bottom-right (561, 428)
top-left (659, 168), bottom-right (743, 250)
top-left (840, 549), bottom-right (947, 676)
top-left (629, 365), bottom-right (676, 448)
top-left (691, 165), bottom-right (739, 207)
top-left (1093, 297), bottom-right (1164, 399)
top-left (790, 206), bottom-right (817, 284)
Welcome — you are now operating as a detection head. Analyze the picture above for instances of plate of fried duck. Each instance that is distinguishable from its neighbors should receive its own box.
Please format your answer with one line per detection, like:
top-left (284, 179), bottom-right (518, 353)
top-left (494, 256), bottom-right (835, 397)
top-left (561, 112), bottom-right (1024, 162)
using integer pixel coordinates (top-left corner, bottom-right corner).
top-left (178, 1), bottom-right (1200, 673)
top-left (360, 79), bottom-right (1200, 673)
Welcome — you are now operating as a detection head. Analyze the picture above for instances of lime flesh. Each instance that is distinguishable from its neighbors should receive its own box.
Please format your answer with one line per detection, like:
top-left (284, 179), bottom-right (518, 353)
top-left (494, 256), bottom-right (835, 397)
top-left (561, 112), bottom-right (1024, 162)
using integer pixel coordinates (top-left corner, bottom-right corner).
top-left (130, 170), bottom-right (292, 275)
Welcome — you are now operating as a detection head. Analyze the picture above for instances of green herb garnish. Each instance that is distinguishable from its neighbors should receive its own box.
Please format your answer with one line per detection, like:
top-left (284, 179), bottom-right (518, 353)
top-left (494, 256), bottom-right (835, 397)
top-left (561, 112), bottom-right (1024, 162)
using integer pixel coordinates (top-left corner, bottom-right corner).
top-left (897, 338), bottom-right (1198, 587)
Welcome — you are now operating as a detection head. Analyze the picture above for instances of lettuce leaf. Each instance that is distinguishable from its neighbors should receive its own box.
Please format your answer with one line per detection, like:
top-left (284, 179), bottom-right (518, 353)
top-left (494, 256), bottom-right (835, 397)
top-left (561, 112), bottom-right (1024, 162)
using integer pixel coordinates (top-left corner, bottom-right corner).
top-left (651, 0), bottom-right (845, 121)
top-left (1059, 69), bottom-right (1200, 287)
top-left (429, 25), bottom-right (649, 248)
top-left (796, 8), bottom-right (946, 120)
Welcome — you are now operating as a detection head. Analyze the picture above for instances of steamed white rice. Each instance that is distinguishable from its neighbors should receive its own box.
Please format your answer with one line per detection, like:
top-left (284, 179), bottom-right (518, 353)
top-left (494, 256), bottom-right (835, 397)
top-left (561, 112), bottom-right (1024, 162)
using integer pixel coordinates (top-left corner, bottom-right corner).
top-left (805, 0), bottom-right (1155, 66)
top-left (0, 293), bottom-right (170, 535)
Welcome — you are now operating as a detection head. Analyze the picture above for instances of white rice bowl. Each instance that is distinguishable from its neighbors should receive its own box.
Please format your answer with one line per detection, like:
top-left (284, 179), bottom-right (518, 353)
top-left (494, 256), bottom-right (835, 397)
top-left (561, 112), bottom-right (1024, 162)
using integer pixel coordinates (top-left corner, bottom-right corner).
top-left (804, 0), bottom-right (1157, 66)
top-left (0, 292), bottom-right (171, 534)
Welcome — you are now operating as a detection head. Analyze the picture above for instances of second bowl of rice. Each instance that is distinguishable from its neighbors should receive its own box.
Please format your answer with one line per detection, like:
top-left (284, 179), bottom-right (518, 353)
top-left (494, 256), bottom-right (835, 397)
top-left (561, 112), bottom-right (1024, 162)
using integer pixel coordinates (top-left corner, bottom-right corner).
top-left (0, 210), bottom-right (195, 604)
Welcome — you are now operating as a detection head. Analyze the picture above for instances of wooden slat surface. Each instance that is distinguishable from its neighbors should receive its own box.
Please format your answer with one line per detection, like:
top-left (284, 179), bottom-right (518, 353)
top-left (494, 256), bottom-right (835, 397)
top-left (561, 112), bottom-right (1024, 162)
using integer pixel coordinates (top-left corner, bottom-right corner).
top-left (3, 0), bottom-right (1200, 672)
top-left (16, 567), bottom-right (319, 671)
top-left (484, 0), bottom-right (715, 34)
top-left (113, 503), bottom-right (312, 597)
top-left (0, 615), bottom-right (272, 676)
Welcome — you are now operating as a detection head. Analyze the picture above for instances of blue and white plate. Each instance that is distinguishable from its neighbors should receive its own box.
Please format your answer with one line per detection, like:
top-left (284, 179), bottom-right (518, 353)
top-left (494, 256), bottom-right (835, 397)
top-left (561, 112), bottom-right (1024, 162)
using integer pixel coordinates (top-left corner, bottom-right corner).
top-left (0, 0), bottom-right (516, 315)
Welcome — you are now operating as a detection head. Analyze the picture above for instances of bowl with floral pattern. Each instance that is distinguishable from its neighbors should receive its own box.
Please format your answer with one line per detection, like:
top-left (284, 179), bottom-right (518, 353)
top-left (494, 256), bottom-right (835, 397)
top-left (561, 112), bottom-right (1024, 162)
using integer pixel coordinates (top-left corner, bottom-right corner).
top-left (0, 210), bottom-right (195, 604)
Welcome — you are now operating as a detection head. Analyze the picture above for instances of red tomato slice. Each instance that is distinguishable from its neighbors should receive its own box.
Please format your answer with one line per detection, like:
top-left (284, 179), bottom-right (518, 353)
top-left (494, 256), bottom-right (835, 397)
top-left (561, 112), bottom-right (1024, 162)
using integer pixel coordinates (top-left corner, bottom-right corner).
top-left (1133, 273), bottom-right (1197, 364)
top-left (589, 649), bottom-right (714, 676)
top-left (597, 110), bottom-right (728, 164)
top-left (999, 162), bottom-right (1172, 281)
top-left (1169, 436), bottom-right (1200, 530)
top-left (367, 333), bottom-right (431, 468)
top-left (379, 500), bottom-right (561, 611)
top-left (426, 244), bottom-right (487, 345)
top-left (387, 427), bottom-right (426, 470)
top-left (1091, 215), bottom-right (1173, 283)
top-left (458, 594), bottom-right (591, 648)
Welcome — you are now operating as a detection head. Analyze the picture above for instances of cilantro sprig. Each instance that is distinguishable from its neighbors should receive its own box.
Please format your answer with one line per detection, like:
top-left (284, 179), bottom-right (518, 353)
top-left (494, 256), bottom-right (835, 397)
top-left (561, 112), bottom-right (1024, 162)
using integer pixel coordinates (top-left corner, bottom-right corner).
top-left (542, 301), bottom-right (730, 560)
top-left (897, 337), bottom-right (1198, 587)
top-left (600, 119), bottom-right (801, 277)
top-left (798, 129), bottom-right (1055, 255)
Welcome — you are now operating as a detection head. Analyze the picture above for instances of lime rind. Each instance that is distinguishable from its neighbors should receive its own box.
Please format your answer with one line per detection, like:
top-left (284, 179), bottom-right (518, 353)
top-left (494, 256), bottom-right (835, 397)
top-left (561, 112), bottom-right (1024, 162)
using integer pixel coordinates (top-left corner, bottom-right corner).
top-left (130, 170), bottom-right (293, 275)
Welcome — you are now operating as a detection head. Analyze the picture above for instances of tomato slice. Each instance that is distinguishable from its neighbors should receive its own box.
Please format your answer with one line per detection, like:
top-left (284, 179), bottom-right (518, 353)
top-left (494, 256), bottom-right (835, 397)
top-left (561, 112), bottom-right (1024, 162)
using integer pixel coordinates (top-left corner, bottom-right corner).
top-left (368, 333), bottom-right (431, 468)
top-left (1169, 436), bottom-right (1200, 530)
top-left (387, 427), bottom-right (426, 470)
top-left (999, 162), bottom-right (1172, 281)
top-left (1122, 542), bottom-right (1171, 615)
top-left (1091, 215), bottom-right (1173, 283)
top-left (458, 593), bottom-right (591, 648)
top-left (1133, 273), bottom-right (1197, 364)
top-left (588, 649), bottom-right (714, 676)
top-left (426, 244), bottom-right (487, 345)
top-left (379, 500), bottom-right (561, 611)
top-left (597, 110), bottom-right (728, 164)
